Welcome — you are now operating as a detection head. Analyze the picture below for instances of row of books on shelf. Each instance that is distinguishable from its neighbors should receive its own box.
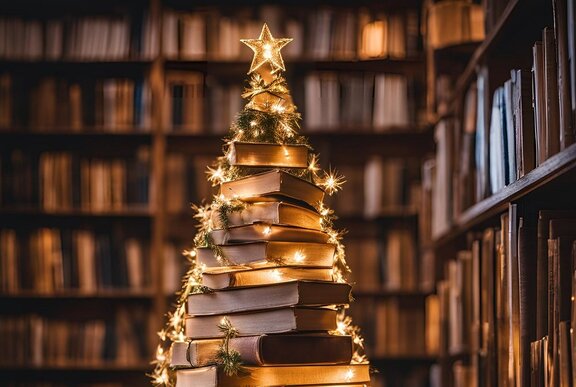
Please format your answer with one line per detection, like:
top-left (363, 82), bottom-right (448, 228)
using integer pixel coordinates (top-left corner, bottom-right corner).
top-left (0, 309), bottom-right (148, 366)
top-left (162, 6), bottom-right (419, 61)
top-left (0, 71), bottom-right (420, 133)
top-left (164, 71), bottom-right (420, 134)
top-left (304, 72), bottom-right (418, 130)
top-left (0, 149), bottom-right (150, 211)
top-left (0, 74), bottom-right (152, 131)
top-left (331, 157), bottom-right (419, 217)
top-left (0, 14), bottom-right (158, 61)
top-left (429, 14), bottom-right (576, 236)
top-left (346, 229), bottom-right (419, 293)
top-left (0, 228), bottom-right (150, 294)
top-left (425, 206), bottom-right (576, 386)
top-left (349, 298), bottom-right (426, 358)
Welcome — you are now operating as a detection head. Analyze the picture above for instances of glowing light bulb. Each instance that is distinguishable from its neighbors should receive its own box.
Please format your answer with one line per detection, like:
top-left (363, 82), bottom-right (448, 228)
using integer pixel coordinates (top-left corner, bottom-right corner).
top-left (263, 225), bottom-right (272, 235)
top-left (270, 269), bottom-right (282, 281)
top-left (336, 320), bottom-right (347, 335)
top-left (293, 251), bottom-right (305, 263)
top-left (250, 120), bottom-right (257, 127)
top-left (175, 331), bottom-right (186, 342)
top-left (345, 368), bottom-right (355, 382)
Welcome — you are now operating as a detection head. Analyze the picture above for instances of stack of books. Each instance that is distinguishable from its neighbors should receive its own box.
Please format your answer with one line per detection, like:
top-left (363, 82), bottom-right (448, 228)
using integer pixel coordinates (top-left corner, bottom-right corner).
top-left (170, 141), bottom-right (370, 386)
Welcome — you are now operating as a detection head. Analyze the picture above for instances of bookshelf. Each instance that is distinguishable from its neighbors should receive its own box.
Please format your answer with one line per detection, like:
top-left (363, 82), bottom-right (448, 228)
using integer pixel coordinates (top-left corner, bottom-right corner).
top-left (0, 0), bottom-right (435, 385)
top-left (422, 0), bottom-right (576, 385)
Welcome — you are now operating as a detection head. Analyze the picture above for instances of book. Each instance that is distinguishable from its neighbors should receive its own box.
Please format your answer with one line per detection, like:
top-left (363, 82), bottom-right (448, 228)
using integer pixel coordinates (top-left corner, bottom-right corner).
top-left (533, 41), bottom-right (546, 165)
top-left (511, 69), bottom-right (536, 177)
top-left (184, 307), bottom-right (337, 339)
top-left (220, 170), bottom-right (324, 207)
top-left (211, 201), bottom-right (322, 231)
top-left (553, 0), bottom-right (574, 149)
top-left (171, 334), bottom-right (353, 367)
top-left (209, 223), bottom-right (330, 244)
top-left (536, 211), bottom-right (576, 339)
top-left (518, 217), bottom-right (537, 387)
top-left (187, 281), bottom-right (351, 316)
top-left (196, 241), bottom-right (335, 268)
top-left (175, 364), bottom-right (371, 387)
top-left (543, 27), bottom-right (561, 160)
top-left (228, 142), bottom-right (309, 168)
top-left (202, 266), bottom-right (333, 290)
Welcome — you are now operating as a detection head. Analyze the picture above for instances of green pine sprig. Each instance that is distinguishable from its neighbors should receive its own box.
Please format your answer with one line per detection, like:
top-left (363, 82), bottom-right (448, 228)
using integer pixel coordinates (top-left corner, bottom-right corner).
top-left (216, 317), bottom-right (243, 376)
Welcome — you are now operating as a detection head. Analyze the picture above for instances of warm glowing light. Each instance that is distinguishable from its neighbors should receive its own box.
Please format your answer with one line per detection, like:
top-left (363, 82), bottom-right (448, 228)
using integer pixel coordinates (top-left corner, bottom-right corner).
top-left (175, 331), bottom-right (186, 342)
top-left (336, 321), bottom-right (347, 335)
top-left (250, 120), bottom-right (257, 127)
top-left (270, 269), bottom-right (283, 281)
top-left (263, 225), bottom-right (272, 235)
top-left (293, 251), bottom-right (305, 263)
top-left (263, 43), bottom-right (272, 59)
top-left (207, 165), bottom-right (226, 185)
top-left (308, 154), bottom-right (320, 175)
top-left (156, 346), bottom-right (166, 362)
top-left (157, 329), bottom-right (167, 341)
top-left (345, 368), bottom-right (355, 382)
top-left (272, 103), bottom-right (286, 113)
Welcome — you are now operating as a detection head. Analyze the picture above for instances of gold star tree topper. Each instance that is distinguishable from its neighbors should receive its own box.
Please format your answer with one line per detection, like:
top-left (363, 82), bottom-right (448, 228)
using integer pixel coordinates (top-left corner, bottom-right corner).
top-left (241, 23), bottom-right (292, 74)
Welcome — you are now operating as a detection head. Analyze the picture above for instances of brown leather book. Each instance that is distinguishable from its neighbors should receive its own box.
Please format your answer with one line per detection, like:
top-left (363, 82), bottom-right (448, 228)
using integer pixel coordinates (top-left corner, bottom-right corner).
top-left (202, 266), bottom-right (333, 290)
top-left (185, 307), bottom-right (337, 339)
top-left (228, 142), bottom-right (309, 168)
top-left (175, 364), bottom-right (371, 387)
top-left (171, 334), bottom-right (352, 367)
top-left (219, 169), bottom-right (324, 207)
top-left (187, 281), bottom-right (351, 316)
top-left (196, 241), bottom-right (335, 268)
top-left (209, 223), bottom-right (330, 244)
top-left (211, 201), bottom-right (323, 230)
top-left (518, 217), bottom-right (537, 387)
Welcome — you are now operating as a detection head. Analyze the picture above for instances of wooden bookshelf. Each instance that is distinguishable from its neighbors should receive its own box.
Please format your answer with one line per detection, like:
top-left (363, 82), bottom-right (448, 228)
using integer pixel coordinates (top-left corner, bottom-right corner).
top-left (422, 0), bottom-right (576, 385)
top-left (0, 0), bottom-right (433, 385)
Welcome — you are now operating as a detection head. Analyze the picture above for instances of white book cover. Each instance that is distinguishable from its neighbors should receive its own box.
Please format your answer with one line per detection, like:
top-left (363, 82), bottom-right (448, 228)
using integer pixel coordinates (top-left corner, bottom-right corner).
top-left (163, 11), bottom-right (178, 58)
top-left (181, 13), bottom-right (206, 59)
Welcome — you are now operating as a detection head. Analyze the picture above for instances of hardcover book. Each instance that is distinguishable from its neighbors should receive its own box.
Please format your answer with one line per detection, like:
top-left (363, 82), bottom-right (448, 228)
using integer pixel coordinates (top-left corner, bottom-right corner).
top-left (175, 364), bottom-right (371, 386)
top-left (171, 334), bottom-right (352, 367)
top-left (184, 307), bottom-right (338, 339)
top-left (211, 201), bottom-right (322, 231)
top-left (187, 280), bottom-right (351, 315)
top-left (219, 169), bottom-right (324, 207)
top-left (209, 223), bottom-right (330, 244)
top-left (228, 142), bottom-right (309, 168)
top-left (196, 241), bottom-right (335, 267)
top-left (202, 266), bottom-right (333, 289)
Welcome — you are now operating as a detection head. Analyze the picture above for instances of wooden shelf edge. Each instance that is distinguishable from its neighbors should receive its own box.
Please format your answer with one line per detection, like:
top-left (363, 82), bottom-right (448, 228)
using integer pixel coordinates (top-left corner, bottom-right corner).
top-left (0, 130), bottom-right (153, 138)
top-left (0, 207), bottom-right (153, 217)
top-left (0, 290), bottom-right (155, 299)
top-left (0, 363), bottom-right (152, 372)
top-left (433, 143), bottom-right (576, 246)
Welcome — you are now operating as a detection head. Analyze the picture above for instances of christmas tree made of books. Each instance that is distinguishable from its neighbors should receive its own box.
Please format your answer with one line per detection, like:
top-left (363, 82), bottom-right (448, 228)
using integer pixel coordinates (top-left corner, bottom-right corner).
top-left (151, 24), bottom-right (370, 386)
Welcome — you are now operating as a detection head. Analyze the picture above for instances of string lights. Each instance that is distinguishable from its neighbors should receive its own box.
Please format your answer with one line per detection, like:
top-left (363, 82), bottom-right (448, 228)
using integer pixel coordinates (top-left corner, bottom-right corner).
top-left (149, 23), bottom-right (367, 386)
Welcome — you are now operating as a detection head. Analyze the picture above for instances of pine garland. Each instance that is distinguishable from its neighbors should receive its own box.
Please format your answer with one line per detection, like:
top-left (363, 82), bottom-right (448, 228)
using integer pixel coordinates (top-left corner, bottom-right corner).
top-left (216, 317), bottom-right (243, 376)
